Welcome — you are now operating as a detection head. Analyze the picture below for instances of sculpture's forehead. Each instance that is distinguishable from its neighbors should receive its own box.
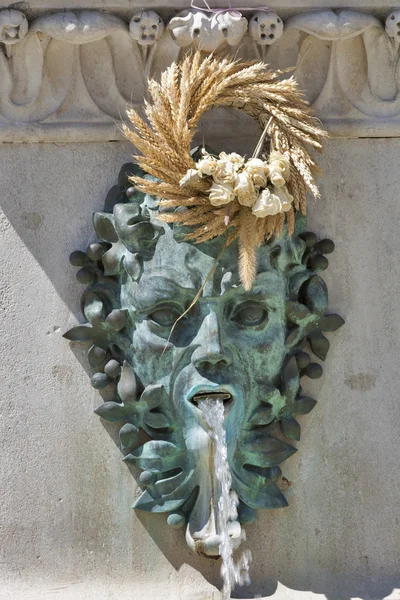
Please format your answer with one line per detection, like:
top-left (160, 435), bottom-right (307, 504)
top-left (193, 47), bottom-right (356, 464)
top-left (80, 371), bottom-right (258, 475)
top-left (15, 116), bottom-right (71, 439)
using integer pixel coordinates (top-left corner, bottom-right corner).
top-left (124, 225), bottom-right (283, 306)
top-left (146, 234), bottom-right (228, 288)
top-left (133, 269), bottom-right (281, 301)
top-left (142, 226), bottom-right (276, 286)
top-left (128, 262), bottom-right (283, 311)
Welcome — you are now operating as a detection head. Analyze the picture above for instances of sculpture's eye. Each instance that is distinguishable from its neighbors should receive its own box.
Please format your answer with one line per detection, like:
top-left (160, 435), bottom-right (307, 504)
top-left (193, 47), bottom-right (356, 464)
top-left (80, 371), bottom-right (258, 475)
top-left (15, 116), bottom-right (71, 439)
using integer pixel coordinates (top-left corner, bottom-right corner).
top-left (232, 304), bottom-right (267, 327)
top-left (149, 306), bottom-right (181, 327)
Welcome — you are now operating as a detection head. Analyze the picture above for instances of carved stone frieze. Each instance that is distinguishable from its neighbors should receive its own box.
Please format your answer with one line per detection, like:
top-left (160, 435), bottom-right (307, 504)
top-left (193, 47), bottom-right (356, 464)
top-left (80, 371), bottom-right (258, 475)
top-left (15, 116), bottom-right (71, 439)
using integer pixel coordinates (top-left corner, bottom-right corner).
top-left (1, 6), bottom-right (400, 141)
top-left (168, 9), bottom-right (248, 52)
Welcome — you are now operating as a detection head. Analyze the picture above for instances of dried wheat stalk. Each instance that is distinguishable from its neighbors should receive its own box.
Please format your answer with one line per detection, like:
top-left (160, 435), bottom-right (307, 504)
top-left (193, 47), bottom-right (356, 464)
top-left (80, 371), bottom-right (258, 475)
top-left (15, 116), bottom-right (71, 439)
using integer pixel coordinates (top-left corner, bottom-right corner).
top-left (123, 52), bottom-right (327, 289)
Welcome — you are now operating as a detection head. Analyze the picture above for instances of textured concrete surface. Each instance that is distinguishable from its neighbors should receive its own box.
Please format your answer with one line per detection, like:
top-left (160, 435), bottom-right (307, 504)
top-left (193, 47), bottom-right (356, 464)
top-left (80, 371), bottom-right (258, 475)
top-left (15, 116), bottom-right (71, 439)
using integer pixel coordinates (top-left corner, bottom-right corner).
top-left (0, 140), bottom-right (400, 599)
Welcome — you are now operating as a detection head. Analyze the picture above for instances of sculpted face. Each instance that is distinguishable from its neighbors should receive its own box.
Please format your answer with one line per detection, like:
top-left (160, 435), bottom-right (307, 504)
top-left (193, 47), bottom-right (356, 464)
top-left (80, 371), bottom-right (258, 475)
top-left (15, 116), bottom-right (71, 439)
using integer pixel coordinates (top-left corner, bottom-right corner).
top-left (118, 223), bottom-right (293, 554)
top-left (65, 163), bottom-right (343, 557)
top-left (123, 231), bottom-right (287, 435)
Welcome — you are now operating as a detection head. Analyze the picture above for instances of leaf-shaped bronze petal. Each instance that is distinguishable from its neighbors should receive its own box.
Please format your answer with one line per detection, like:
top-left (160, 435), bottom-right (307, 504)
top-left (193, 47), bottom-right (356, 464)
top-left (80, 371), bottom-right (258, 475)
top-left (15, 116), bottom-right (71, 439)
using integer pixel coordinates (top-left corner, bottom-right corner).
top-left (231, 467), bottom-right (288, 509)
top-left (69, 250), bottom-right (88, 267)
top-left (124, 252), bottom-right (142, 281)
top-left (119, 423), bottom-right (139, 450)
top-left (76, 267), bottom-right (95, 285)
top-left (309, 330), bottom-right (330, 361)
top-left (295, 350), bottom-right (310, 370)
top-left (87, 345), bottom-right (108, 367)
top-left (104, 184), bottom-right (124, 213)
top-left (288, 271), bottom-right (311, 299)
top-left (140, 384), bottom-right (170, 410)
top-left (117, 361), bottom-right (138, 406)
top-left (144, 411), bottom-right (171, 429)
top-left (307, 254), bottom-right (329, 271)
top-left (263, 385), bottom-right (283, 405)
top-left (120, 221), bottom-right (164, 256)
top-left (299, 231), bottom-right (317, 247)
top-left (280, 417), bottom-right (301, 441)
top-left (101, 241), bottom-right (126, 276)
top-left (106, 309), bottom-right (127, 331)
top-left (83, 290), bottom-right (105, 324)
top-left (294, 396), bottom-right (317, 414)
top-left (93, 212), bottom-right (118, 243)
top-left (125, 440), bottom-right (182, 471)
top-left (237, 502), bottom-right (257, 524)
top-left (320, 313), bottom-right (345, 331)
top-left (304, 363), bottom-right (323, 379)
top-left (282, 356), bottom-right (300, 401)
top-left (94, 401), bottom-right (126, 422)
top-left (118, 162), bottom-right (139, 189)
top-left (315, 238), bottom-right (335, 254)
top-left (63, 324), bottom-right (94, 342)
top-left (286, 326), bottom-right (300, 347)
top-left (248, 404), bottom-right (274, 427)
top-left (133, 489), bottom-right (188, 513)
top-left (155, 469), bottom-right (186, 495)
top-left (300, 275), bottom-right (328, 315)
top-left (286, 301), bottom-right (312, 324)
top-left (241, 431), bottom-right (297, 467)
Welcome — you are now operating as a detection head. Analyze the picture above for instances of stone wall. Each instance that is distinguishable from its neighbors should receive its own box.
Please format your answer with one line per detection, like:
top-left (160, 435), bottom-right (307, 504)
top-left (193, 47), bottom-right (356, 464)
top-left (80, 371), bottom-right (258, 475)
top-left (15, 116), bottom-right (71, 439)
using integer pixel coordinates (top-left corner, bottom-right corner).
top-left (1, 139), bottom-right (399, 599)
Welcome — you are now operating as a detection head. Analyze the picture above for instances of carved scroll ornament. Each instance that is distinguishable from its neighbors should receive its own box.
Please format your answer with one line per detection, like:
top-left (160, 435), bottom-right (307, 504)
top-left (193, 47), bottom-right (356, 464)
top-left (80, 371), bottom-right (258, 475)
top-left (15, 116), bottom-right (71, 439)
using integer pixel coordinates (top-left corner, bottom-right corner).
top-left (1, 7), bottom-right (400, 140)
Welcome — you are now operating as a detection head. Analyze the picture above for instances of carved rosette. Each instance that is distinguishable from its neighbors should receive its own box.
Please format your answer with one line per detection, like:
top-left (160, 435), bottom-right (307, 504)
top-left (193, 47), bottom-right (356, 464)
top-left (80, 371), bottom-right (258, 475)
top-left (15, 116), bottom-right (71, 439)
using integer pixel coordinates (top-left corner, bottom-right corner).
top-left (129, 10), bottom-right (165, 46)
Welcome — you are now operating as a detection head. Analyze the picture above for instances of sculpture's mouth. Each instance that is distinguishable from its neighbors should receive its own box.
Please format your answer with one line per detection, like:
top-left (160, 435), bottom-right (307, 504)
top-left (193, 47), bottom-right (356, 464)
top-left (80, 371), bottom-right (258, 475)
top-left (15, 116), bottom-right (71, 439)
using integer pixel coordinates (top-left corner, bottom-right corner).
top-left (190, 389), bottom-right (234, 414)
top-left (191, 390), bottom-right (232, 403)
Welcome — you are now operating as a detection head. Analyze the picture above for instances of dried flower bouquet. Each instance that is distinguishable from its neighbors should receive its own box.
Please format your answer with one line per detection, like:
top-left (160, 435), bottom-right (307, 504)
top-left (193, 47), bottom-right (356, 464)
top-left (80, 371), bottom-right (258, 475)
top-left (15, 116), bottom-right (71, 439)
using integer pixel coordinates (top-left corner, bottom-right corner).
top-left (123, 52), bottom-right (326, 290)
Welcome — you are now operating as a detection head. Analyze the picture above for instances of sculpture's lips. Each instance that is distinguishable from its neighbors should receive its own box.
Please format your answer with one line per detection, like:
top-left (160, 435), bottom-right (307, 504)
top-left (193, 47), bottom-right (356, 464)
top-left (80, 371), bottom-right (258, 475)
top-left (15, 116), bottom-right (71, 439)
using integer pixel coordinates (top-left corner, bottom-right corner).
top-left (191, 390), bottom-right (232, 404)
top-left (186, 384), bottom-right (236, 414)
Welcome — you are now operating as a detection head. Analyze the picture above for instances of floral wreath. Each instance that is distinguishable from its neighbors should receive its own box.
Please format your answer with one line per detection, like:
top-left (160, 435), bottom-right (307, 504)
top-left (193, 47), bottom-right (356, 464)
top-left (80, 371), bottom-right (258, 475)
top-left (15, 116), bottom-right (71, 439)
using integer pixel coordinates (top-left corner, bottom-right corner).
top-left (123, 52), bottom-right (326, 290)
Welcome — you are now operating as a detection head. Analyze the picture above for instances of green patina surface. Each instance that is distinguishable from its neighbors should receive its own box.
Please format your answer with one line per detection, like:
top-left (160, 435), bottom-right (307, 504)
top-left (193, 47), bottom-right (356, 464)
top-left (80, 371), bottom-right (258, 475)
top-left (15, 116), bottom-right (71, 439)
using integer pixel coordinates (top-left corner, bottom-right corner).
top-left (65, 161), bottom-right (344, 545)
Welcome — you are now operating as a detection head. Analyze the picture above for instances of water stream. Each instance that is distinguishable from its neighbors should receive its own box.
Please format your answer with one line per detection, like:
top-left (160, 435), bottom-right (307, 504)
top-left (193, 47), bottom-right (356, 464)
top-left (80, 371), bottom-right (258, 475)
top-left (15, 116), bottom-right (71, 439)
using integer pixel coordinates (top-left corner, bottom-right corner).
top-left (199, 398), bottom-right (252, 599)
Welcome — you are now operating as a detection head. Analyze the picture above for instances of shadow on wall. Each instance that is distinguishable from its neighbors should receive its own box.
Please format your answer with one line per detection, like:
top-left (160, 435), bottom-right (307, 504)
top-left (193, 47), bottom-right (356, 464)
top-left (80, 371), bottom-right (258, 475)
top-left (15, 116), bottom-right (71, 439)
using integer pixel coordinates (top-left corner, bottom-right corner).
top-left (0, 141), bottom-right (134, 319)
top-left (1, 141), bottom-right (399, 600)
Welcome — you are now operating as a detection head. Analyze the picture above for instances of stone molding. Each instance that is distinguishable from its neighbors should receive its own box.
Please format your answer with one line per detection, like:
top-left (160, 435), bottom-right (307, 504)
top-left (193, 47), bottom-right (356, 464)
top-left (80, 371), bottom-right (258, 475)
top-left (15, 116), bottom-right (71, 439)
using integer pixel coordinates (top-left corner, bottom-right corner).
top-left (1, 6), bottom-right (400, 141)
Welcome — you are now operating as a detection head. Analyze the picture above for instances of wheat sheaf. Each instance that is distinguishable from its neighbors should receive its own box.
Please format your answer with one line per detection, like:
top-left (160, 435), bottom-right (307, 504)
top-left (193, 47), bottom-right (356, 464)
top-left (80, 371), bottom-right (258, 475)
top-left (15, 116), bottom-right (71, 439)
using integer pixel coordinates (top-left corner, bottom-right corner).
top-left (123, 52), bottom-right (326, 290)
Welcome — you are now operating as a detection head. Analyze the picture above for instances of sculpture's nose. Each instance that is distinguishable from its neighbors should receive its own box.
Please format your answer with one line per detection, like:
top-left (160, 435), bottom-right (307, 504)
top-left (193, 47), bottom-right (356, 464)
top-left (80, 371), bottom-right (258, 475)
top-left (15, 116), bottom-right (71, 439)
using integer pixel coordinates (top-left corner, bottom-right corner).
top-left (191, 310), bottom-right (233, 369)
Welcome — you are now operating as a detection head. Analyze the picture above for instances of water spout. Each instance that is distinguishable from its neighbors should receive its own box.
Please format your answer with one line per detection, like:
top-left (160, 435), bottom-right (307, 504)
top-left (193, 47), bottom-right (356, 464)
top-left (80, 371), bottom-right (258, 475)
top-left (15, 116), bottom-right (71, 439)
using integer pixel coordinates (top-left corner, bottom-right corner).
top-left (199, 397), bottom-right (252, 599)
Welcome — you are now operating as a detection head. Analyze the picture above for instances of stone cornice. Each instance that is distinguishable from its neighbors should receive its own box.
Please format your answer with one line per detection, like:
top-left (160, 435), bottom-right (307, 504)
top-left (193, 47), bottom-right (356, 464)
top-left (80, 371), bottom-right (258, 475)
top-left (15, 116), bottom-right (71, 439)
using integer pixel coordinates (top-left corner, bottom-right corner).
top-left (1, 5), bottom-right (400, 142)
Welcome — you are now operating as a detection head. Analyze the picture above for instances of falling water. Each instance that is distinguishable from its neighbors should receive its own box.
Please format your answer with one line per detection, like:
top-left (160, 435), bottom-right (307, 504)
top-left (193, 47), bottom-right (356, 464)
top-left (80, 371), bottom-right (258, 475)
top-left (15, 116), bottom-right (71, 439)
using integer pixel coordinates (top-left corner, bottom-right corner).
top-left (199, 398), bottom-right (252, 600)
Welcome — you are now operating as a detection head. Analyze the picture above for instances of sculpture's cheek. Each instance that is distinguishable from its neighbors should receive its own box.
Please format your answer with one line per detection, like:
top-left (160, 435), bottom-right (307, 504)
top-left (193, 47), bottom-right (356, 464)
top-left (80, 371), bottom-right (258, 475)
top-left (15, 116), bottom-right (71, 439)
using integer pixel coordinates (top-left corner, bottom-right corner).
top-left (129, 322), bottom-right (179, 384)
top-left (223, 321), bottom-right (287, 383)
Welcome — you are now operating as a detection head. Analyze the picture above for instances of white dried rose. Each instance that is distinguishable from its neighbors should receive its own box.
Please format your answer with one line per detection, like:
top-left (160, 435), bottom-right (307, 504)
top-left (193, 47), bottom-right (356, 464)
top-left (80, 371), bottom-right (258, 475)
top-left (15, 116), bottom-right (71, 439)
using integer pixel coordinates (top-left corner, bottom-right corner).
top-left (270, 151), bottom-right (290, 175)
top-left (245, 158), bottom-right (268, 187)
top-left (234, 171), bottom-right (258, 207)
top-left (219, 152), bottom-right (245, 170)
top-left (179, 168), bottom-right (202, 188)
top-left (213, 159), bottom-right (237, 184)
top-left (268, 151), bottom-right (290, 187)
top-left (196, 155), bottom-right (218, 177)
top-left (273, 185), bottom-right (293, 212)
top-left (252, 188), bottom-right (282, 217)
top-left (209, 181), bottom-right (235, 206)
